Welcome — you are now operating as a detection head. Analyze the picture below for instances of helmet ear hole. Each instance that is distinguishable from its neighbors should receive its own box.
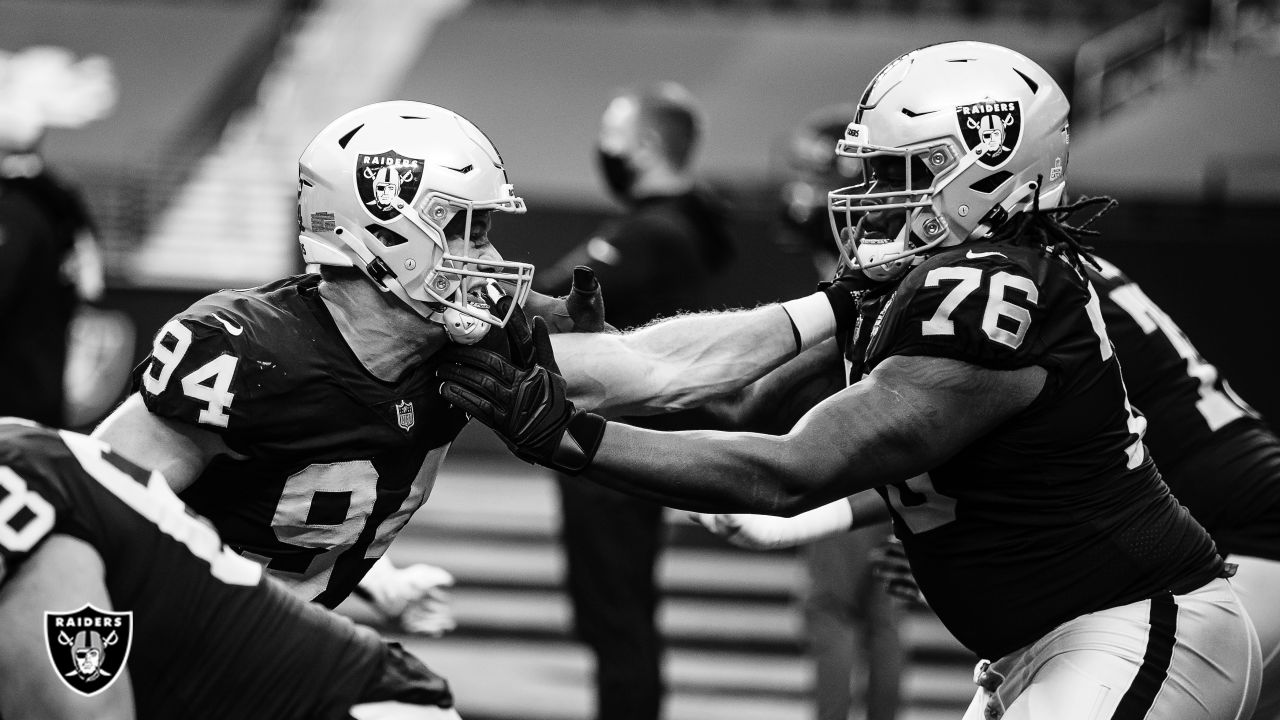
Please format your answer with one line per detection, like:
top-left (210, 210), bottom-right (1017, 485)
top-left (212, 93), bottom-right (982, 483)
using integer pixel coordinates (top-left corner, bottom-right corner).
top-left (365, 225), bottom-right (408, 247)
top-left (969, 171), bottom-right (1013, 194)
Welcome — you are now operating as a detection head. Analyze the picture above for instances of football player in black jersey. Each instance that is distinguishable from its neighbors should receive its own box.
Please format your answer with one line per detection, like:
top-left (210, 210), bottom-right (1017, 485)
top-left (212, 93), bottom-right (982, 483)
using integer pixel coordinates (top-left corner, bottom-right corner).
top-left (438, 43), bottom-right (1261, 718)
top-left (697, 252), bottom-right (1280, 717)
top-left (0, 419), bottom-right (458, 720)
top-left (91, 102), bottom-right (855, 616)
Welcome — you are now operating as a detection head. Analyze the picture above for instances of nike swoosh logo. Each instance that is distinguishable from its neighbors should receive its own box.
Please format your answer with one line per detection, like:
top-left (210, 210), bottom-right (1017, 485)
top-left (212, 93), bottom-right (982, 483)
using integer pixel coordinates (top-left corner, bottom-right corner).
top-left (213, 314), bottom-right (244, 336)
top-left (966, 250), bottom-right (1007, 260)
top-left (442, 164), bottom-right (473, 174)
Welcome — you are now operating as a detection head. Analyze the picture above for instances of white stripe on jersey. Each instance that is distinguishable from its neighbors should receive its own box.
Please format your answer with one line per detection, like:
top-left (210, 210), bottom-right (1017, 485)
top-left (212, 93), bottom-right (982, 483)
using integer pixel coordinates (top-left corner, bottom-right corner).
top-left (57, 431), bottom-right (263, 587)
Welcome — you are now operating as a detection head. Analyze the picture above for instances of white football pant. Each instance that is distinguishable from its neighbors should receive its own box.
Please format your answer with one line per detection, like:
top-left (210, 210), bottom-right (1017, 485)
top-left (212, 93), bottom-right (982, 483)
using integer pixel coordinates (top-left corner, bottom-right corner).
top-left (961, 577), bottom-right (1260, 720)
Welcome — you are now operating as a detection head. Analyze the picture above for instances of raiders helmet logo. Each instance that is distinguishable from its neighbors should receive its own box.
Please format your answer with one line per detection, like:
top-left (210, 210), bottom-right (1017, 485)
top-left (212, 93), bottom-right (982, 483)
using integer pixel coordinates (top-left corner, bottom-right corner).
top-left (956, 100), bottom-right (1022, 169)
top-left (357, 151), bottom-right (424, 222)
top-left (44, 604), bottom-right (133, 697)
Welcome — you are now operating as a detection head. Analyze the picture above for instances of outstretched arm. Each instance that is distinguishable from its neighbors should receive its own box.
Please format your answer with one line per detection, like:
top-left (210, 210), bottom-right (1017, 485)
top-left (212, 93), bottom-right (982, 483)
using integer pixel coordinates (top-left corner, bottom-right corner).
top-left (553, 289), bottom-right (850, 417)
top-left (701, 338), bottom-right (843, 431)
top-left (581, 355), bottom-right (1045, 514)
top-left (439, 344), bottom-right (1046, 513)
top-left (690, 489), bottom-right (890, 551)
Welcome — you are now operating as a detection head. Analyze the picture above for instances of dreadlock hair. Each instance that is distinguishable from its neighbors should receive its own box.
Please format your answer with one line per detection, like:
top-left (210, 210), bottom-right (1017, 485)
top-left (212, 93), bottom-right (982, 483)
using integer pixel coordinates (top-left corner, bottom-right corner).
top-left (985, 174), bottom-right (1117, 274)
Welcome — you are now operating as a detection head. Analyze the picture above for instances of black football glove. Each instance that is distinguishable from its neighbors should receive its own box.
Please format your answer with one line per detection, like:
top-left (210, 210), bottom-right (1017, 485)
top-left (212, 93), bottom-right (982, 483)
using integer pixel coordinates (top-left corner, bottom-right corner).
top-left (496, 294), bottom-right (540, 369)
top-left (438, 302), bottom-right (606, 475)
top-left (356, 641), bottom-right (454, 708)
top-left (818, 267), bottom-right (890, 349)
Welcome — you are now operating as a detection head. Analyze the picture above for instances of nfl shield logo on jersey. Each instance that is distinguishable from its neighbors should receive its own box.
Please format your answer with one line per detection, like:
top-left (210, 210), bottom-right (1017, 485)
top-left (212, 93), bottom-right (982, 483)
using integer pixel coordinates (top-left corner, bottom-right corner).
top-left (395, 400), bottom-right (416, 432)
top-left (44, 604), bottom-right (133, 697)
top-left (357, 150), bottom-right (424, 222)
top-left (956, 99), bottom-right (1022, 169)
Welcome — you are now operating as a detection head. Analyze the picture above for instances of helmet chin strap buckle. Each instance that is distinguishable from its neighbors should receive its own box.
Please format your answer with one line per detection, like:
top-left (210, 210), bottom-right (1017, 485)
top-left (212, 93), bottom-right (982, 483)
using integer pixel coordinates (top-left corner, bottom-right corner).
top-left (435, 306), bottom-right (491, 345)
top-left (365, 256), bottom-right (397, 287)
top-left (430, 279), bottom-right (508, 345)
top-left (970, 178), bottom-right (1039, 240)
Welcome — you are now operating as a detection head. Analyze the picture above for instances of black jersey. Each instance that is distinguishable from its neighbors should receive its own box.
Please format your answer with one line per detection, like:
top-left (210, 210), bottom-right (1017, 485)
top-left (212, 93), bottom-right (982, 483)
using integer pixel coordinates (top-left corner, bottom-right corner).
top-left (1089, 257), bottom-right (1280, 560)
top-left (134, 274), bottom-right (471, 606)
top-left (855, 242), bottom-right (1224, 659)
top-left (0, 420), bottom-right (450, 720)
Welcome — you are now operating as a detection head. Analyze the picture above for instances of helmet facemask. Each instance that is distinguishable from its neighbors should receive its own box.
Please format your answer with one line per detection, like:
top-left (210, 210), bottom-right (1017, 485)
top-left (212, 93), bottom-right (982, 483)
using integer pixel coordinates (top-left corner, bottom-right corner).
top-left (393, 190), bottom-right (533, 339)
top-left (828, 128), bottom-right (972, 281)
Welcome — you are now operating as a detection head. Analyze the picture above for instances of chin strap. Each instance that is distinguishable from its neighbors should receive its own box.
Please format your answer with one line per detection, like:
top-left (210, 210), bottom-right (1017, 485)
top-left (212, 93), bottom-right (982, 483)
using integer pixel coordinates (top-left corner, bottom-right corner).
top-left (435, 307), bottom-right (491, 345)
top-left (970, 178), bottom-right (1044, 240)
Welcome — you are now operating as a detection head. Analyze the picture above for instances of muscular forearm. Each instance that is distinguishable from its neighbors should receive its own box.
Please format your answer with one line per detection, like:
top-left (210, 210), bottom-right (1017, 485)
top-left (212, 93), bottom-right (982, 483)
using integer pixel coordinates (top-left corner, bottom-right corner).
top-left (582, 357), bottom-right (1042, 513)
top-left (705, 340), bottom-right (842, 432)
top-left (554, 304), bottom-right (813, 417)
top-left (584, 377), bottom-right (927, 513)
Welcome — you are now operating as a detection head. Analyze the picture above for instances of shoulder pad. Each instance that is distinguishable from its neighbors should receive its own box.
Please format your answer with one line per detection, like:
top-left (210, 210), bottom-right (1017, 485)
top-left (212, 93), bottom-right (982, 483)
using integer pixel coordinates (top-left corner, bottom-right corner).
top-left (134, 291), bottom-right (267, 432)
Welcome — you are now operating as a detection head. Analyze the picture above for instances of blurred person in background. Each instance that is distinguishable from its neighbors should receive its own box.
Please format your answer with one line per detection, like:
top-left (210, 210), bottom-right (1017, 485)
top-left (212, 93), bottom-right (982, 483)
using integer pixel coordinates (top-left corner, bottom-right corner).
top-left (0, 47), bottom-right (114, 428)
top-left (773, 104), bottom-right (903, 720)
top-left (533, 81), bottom-right (735, 720)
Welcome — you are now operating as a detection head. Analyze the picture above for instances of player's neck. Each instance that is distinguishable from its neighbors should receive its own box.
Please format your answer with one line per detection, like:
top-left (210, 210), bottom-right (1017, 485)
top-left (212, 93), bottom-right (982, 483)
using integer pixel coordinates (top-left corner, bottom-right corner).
top-left (317, 275), bottom-right (447, 382)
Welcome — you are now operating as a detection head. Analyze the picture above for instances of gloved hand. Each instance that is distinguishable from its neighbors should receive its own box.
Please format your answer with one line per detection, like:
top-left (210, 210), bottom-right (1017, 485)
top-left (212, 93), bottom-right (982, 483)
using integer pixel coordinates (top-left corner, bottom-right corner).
top-left (521, 266), bottom-right (614, 334)
top-left (869, 536), bottom-right (928, 606)
top-left (689, 512), bottom-right (751, 546)
top-left (564, 266), bottom-right (611, 333)
top-left (437, 298), bottom-right (607, 476)
top-left (349, 640), bottom-right (458, 718)
top-left (358, 559), bottom-right (457, 636)
top-left (819, 266), bottom-right (883, 337)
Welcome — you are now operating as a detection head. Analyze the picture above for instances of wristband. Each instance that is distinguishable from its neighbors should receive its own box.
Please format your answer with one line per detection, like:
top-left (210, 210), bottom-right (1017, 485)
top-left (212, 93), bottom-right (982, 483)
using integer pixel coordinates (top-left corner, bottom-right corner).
top-left (819, 283), bottom-right (859, 340)
top-left (546, 411), bottom-right (608, 475)
top-left (780, 292), bottom-right (839, 354)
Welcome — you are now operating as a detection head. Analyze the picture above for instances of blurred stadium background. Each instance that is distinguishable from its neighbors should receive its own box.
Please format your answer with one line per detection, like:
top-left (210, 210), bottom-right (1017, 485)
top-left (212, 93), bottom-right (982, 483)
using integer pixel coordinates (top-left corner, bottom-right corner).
top-left (3, 0), bottom-right (1278, 718)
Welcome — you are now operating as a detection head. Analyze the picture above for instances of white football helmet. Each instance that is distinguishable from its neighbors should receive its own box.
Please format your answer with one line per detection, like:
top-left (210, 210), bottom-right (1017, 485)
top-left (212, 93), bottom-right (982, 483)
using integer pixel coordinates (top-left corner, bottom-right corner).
top-left (298, 101), bottom-right (533, 340)
top-left (828, 42), bottom-right (1071, 280)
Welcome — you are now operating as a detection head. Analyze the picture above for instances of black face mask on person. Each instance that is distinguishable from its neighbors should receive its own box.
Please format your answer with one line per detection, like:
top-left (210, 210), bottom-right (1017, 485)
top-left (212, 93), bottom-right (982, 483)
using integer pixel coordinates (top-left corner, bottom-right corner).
top-left (596, 147), bottom-right (639, 201)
